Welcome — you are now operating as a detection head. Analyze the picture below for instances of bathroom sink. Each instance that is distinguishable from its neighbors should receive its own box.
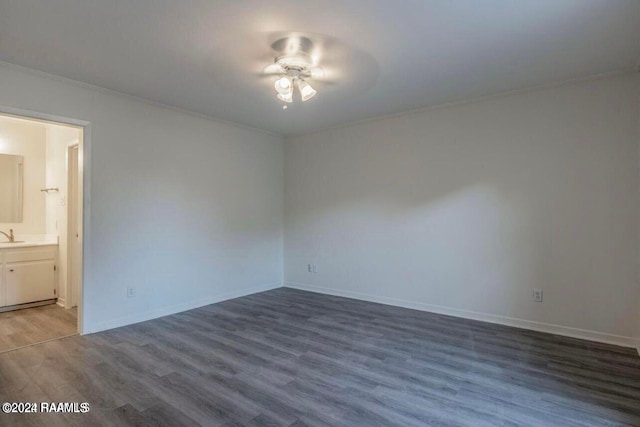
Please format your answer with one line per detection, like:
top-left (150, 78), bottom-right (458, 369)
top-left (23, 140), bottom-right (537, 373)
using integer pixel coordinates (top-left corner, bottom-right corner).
top-left (0, 241), bottom-right (58, 249)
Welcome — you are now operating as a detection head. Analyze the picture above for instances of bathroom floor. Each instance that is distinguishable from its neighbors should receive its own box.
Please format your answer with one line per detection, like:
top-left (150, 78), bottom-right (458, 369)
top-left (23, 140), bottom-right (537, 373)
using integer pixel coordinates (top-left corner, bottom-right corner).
top-left (0, 303), bottom-right (77, 353)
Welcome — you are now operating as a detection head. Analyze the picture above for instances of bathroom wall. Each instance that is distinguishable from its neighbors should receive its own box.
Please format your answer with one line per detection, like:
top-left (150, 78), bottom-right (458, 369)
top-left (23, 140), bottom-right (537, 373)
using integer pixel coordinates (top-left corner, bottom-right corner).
top-left (0, 62), bottom-right (284, 334)
top-left (45, 123), bottom-right (82, 306)
top-left (0, 115), bottom-right (46, 237)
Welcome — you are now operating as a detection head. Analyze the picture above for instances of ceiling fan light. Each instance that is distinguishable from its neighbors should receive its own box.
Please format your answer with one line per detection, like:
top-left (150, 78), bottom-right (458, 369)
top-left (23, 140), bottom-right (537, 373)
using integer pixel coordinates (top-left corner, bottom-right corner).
top-left (298, 80), bottom-right (317, 101)
top-left (275, 76), bottom-right (292, 95)
top-left (277, 92), bottom-right (293, 103)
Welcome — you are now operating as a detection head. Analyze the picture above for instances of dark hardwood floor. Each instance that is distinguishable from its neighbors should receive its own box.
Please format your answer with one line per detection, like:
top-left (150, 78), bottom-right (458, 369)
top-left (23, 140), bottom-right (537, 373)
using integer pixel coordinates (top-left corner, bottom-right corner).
top-left (0, 287), bottom-right (639, 426)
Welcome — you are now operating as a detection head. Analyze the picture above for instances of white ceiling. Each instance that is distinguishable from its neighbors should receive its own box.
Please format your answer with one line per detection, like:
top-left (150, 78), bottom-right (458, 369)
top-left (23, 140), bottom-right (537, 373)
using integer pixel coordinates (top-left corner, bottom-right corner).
top-left (0, 0), bottom-right (639, 136)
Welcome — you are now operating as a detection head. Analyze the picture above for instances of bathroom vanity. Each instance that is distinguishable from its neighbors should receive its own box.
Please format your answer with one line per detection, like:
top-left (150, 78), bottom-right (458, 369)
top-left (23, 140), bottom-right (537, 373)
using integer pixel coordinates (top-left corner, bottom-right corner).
top-left (0, 241), bottom-right (58, 311)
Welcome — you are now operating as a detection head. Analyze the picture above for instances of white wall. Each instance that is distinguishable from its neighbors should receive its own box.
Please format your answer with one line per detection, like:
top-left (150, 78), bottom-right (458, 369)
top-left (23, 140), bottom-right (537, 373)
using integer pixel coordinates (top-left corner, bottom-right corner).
top-left (45, 123), bottom-right (82, 305)
top-left (0, 62), bottom-right (284, 333)
top-left (285, 73), bottom-right (640, 346)
top-left (0, 115), bottom-right (46, 235)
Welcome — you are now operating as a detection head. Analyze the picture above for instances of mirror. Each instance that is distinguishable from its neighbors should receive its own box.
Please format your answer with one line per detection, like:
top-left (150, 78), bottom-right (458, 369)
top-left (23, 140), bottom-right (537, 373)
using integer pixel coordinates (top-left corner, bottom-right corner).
top-left (0, 154), bottom-right (23, 222)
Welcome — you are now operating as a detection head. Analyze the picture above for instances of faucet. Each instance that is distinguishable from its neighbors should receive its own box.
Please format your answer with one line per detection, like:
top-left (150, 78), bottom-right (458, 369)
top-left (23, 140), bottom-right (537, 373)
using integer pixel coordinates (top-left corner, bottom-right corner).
top-left (0, 229), bottom-right (15, 242)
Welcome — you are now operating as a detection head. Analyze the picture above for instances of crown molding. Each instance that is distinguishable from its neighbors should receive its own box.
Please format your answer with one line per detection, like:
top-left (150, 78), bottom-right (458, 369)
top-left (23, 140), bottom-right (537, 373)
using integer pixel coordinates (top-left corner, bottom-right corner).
top-left (0, 60), bottom-right (282, 138)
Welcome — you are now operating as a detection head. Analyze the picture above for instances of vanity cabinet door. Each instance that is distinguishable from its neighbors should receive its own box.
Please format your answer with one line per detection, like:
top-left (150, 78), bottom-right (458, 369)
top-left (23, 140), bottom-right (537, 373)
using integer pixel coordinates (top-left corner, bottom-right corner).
top-left (5, 260), bottom-right (55, 306)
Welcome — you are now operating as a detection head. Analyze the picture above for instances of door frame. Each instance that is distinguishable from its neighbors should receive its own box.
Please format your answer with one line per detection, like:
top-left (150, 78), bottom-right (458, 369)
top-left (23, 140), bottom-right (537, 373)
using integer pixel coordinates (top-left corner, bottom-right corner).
top-left (66, 143), bottom-right (81, 309)
top-left (0, 105), bottom-right (91, 335)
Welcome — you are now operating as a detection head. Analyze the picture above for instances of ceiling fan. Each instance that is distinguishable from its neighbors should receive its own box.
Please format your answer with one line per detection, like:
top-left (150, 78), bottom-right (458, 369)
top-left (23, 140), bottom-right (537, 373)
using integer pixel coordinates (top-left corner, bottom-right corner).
top-left (263, 36), bottom-right (326, 109)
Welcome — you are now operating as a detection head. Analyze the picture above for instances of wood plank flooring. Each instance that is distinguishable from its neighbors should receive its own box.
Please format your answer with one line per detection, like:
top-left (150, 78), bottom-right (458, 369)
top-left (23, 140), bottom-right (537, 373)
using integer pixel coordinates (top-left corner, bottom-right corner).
top-left (0, 288), bottom-right (639, 426)
top-left (0, 304), bottom-right (77, 353)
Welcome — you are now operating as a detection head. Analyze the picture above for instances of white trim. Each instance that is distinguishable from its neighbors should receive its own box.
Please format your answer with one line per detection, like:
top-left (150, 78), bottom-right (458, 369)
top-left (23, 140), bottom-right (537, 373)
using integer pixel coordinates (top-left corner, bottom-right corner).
top-left (79, 124), bottom-right (90, 335)
top-left (1, 59), bottom-right (633, 140)
top-left (56, 298), bottom-right (65, 307)
top-left (87, 282), bottom-right (283, 334)
top-left (285, 281), bottom-right (637, 349)
top-left (0, 60), bottom-right (280, 138)
top-left (66, 143), bottom-right (81, 310)
top-left (286, 69), bottom-right (635, 139)
top-left (0, 299), bottom-right (57, 313)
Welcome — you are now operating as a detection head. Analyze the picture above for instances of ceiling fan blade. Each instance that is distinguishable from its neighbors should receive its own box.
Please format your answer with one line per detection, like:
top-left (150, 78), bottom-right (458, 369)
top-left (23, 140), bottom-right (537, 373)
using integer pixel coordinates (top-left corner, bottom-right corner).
top-left (312, 79), bottom-right (338, 86)
top-left (309, 67), bottom-right (324, 80)
top-left (300, 67), bottom-right (338, 84)
top-left (263, 63), bottom-right (285, 74)
top-left (254, 73), bottom-right (278, 79)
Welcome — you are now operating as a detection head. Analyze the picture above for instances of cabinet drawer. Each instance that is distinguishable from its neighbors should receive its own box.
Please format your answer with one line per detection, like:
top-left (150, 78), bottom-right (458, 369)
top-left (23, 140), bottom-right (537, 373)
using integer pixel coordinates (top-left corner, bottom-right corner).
top-left (5, 260), bottom-right (56, 306)
top-left (5, 248), bottom-right (56, 263)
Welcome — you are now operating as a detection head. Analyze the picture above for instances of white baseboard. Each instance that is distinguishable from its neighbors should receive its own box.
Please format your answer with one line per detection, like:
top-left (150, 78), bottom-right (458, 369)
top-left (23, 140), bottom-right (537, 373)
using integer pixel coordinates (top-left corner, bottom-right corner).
top-left (86, 282), bottom-right (283, 334)
top-left (285, 281), bottom-right (637, 349)
top-left (56, 298), bottom-right (65, 307)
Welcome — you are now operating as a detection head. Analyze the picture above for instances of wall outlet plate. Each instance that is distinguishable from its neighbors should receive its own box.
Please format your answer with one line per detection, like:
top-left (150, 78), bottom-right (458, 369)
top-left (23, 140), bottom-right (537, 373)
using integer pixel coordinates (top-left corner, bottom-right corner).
top-left (533, 289), bottom-right (543, 302)
top-left (127, 287), bottom-right (136, 298)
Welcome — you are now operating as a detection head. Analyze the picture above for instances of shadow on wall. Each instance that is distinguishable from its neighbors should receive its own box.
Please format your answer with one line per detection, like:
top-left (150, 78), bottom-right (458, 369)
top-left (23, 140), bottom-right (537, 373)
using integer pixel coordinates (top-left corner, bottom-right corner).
top-left (285, 102), bottom-right (638, 337)
top-left (289, 180), bottom-right (636, 336)
top-left (297, 183), bottom-right (538, 308)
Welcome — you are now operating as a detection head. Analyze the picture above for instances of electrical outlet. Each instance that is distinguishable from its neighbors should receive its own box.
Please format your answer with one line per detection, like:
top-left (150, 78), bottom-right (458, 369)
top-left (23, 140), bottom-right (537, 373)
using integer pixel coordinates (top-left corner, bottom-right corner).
top-left (127, 287), bottom-right (136, 298)
top-left (533, 289), bottom-right (543, 302)
top-left (308, 264), bottom-right (313, 273)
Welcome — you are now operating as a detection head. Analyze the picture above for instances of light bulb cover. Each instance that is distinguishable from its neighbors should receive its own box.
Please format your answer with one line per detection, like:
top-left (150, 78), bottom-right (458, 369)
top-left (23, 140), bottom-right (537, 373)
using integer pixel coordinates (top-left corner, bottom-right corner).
top-left (298, 79), bottom-right (317, 101)
top-left (275, 77), bottom-right (293, 95)
top-left (277, 92), bottom-right (293, 103)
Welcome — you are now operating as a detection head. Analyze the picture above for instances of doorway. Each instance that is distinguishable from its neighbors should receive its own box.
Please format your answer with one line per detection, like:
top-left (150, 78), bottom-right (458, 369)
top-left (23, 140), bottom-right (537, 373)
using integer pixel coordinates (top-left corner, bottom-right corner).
top-left (0, 109), bottom-right (88, 352)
